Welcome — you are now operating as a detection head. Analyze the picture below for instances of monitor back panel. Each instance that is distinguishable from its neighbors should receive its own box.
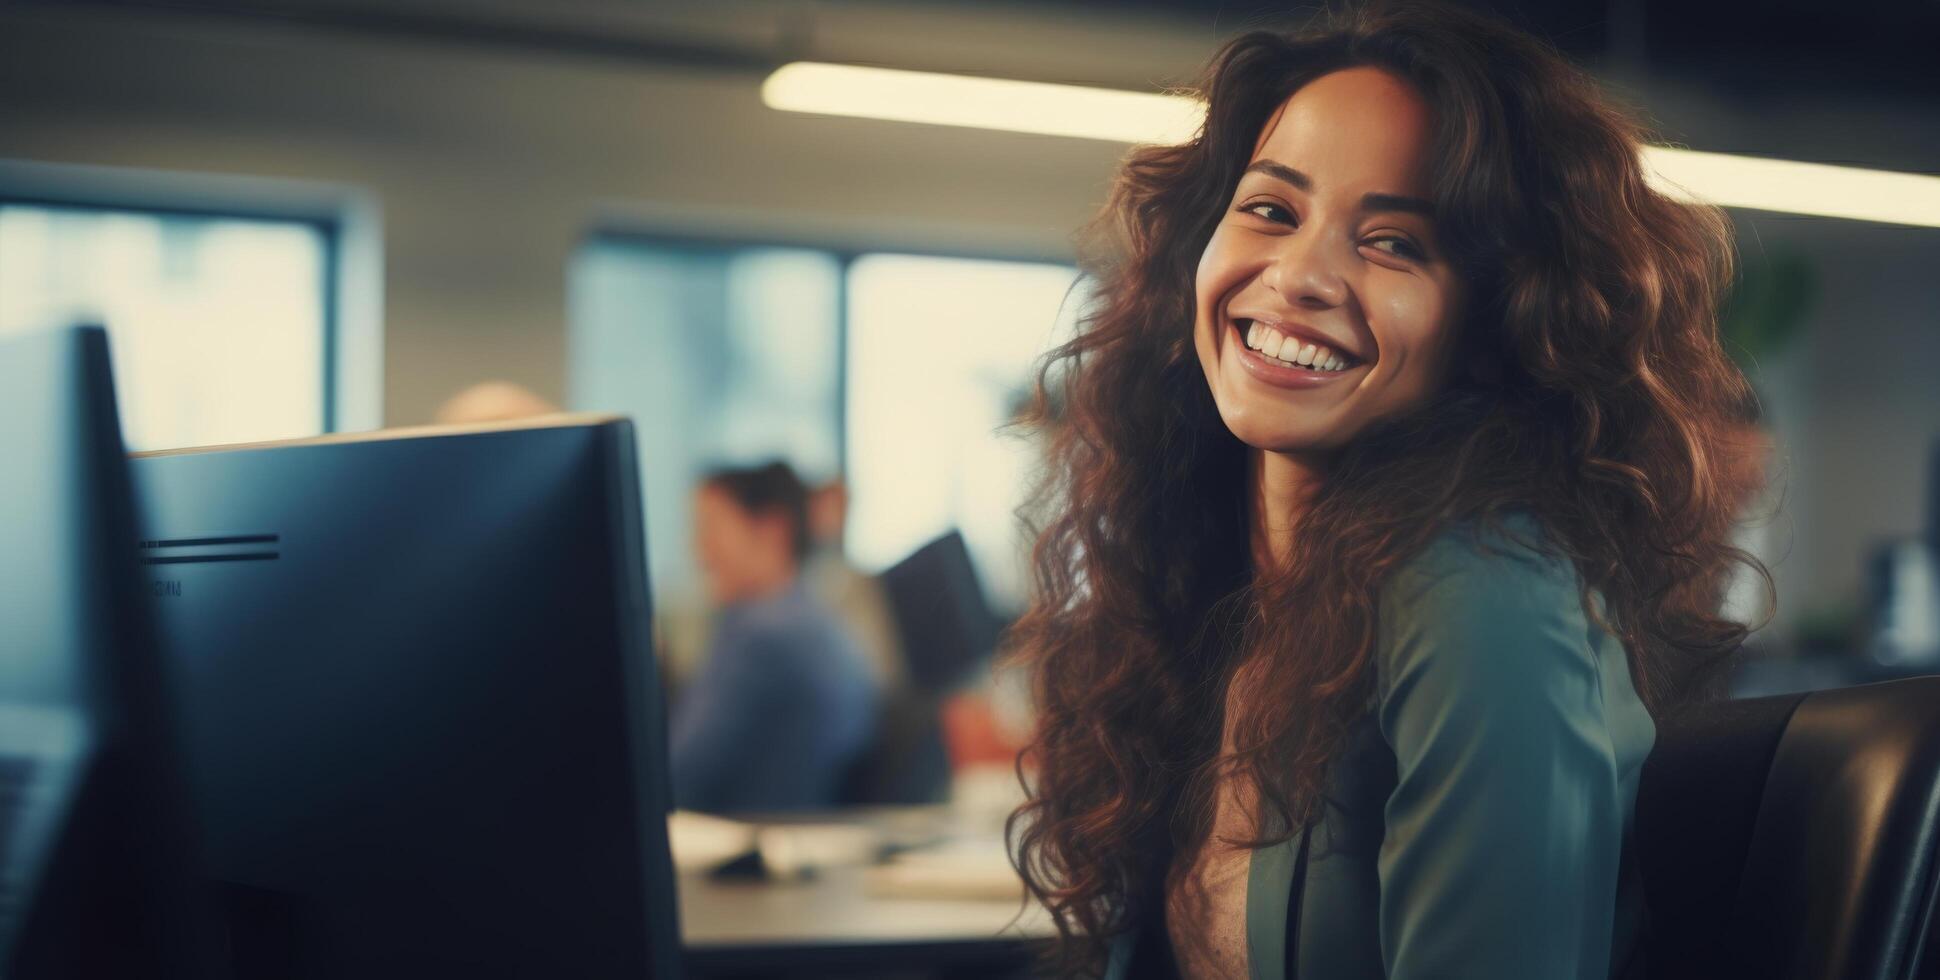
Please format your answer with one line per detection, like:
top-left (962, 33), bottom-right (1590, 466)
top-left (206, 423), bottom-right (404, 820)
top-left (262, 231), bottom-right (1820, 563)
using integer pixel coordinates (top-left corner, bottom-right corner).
top-left (131, 420), bottom-right (678, 978)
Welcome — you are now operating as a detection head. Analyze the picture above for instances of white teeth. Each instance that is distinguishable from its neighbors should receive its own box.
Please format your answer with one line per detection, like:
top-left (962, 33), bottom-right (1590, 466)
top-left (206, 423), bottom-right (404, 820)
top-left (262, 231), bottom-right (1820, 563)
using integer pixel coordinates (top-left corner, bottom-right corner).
top-left (1240, 321), bottom-right (1358, 372)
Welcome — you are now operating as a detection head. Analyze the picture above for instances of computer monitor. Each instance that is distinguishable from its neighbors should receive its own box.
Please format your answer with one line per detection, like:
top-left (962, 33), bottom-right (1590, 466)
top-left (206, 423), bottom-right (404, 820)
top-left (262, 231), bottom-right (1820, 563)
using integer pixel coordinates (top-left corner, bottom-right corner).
top-left (130, 416), bottom-right (681, 977)
top-left (0, 325), bottom-right (211, 978)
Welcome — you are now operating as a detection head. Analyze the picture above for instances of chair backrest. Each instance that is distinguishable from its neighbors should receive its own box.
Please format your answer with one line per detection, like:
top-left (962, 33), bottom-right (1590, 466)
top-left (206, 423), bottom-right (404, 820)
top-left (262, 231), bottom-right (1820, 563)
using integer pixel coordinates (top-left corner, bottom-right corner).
top-left (1636, 676), bottom-right (1940, 980)
top-left (877, 530), bottom-right (1001, 694)
top-left (835, 531), bottom-right (1001, 807)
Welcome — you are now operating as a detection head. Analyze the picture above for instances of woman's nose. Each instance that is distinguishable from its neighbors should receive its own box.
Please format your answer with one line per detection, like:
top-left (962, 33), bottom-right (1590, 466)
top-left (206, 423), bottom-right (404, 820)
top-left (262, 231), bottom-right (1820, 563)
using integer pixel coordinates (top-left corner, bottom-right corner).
top-left (1261, 224), bottom-right (1348, 309)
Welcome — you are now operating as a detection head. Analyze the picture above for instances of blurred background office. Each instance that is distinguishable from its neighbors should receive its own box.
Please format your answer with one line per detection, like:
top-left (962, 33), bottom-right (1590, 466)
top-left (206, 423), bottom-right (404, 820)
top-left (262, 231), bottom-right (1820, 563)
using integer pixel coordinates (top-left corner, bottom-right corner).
top-left (1, 0), bottom-right (1936, 837)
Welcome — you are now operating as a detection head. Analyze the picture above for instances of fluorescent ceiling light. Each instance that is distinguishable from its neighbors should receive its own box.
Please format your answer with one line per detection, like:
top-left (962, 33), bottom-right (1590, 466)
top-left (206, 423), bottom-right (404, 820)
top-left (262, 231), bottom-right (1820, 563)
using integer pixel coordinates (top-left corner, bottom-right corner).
top-left (763, 61), bottom-right (1940, 229)
top-left (761, 62), bottom-right (1203, 144)
top-left (1640, 146), bottom-right (1940, 228)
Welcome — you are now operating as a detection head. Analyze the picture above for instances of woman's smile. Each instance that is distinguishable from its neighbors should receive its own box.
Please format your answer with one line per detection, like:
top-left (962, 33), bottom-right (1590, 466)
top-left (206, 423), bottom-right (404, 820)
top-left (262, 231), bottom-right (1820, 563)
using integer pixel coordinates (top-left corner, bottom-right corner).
top-left (1229, 316), bottom-right (1364, 389)
top-left (1233, 315), bottom-right (1363, 370)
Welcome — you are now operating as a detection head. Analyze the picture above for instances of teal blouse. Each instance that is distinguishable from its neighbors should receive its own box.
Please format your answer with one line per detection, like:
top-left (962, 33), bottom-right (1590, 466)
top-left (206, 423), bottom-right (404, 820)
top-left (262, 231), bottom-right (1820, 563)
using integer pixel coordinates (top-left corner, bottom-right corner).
top-left (1104, 512), bottom-right (1657, 979)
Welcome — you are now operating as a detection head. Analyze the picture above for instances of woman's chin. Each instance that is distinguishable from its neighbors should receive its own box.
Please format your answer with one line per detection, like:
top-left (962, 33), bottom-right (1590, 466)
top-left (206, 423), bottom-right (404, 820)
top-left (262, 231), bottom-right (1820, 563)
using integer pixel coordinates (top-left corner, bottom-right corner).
top-left (1217, 410), bottom-right (1340, 456)
top-left (1251, 436), bottom-right (1337, 457)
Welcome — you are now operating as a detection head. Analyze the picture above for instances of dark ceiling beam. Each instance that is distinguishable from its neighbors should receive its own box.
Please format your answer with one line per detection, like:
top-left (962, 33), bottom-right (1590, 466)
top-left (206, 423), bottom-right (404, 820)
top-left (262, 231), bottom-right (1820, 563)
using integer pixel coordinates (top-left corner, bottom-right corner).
top-left (7, 0), bottom-right (785, 75)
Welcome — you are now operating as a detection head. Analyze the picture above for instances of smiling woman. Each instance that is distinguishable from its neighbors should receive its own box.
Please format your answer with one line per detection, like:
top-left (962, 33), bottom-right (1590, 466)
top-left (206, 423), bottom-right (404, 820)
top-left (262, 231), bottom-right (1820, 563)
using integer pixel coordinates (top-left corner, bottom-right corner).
top-left (1194, 66), bottom-right (1467, 464)
top-left (1002, 2), bottom-right (1770, 979)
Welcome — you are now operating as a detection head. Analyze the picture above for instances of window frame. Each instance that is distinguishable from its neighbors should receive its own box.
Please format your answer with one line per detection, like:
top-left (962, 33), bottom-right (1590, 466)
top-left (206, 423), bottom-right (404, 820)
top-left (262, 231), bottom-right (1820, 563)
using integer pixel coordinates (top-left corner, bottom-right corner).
top-left (0, 157), bottom-right (382, 433)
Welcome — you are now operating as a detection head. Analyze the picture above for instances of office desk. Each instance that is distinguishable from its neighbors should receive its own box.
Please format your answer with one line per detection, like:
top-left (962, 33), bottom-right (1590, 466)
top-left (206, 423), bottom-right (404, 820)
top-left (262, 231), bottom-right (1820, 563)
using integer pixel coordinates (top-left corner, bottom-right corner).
top-left (676, 807), bottom-right (1056, 978)
top-left (681, 865), bottom-right (1053, 975)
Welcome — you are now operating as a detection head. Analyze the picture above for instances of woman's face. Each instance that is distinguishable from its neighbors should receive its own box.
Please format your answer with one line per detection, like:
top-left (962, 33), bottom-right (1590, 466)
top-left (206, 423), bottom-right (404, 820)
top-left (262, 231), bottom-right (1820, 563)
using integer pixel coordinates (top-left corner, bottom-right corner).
top-left (1194, 66), bottom-right (1467, 454)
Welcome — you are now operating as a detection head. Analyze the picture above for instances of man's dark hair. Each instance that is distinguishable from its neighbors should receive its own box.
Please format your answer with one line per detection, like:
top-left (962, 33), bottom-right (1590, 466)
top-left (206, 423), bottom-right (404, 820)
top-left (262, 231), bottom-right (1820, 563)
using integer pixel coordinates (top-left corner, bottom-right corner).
top-left (702, 460), bottom-right (811, 563)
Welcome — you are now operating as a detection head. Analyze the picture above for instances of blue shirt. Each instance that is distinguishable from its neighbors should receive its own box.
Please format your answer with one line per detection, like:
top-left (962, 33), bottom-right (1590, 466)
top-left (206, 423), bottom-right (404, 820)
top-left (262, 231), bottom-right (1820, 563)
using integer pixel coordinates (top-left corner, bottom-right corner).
top-left (1107, 511), bottom-right (1657, 979)
top-left (669, 581), bottom-right (881, 814)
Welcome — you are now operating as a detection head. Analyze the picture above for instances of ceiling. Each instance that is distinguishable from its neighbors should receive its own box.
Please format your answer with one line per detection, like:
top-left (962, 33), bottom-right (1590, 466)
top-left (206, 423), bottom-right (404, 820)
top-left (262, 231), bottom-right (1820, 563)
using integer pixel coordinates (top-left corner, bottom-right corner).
top-left (10, 0), bottom-right (1937, 150)
top-left (16, 0), bottom-right (1940, 96)
top-left (1032, 0), bottom-right (1940, 98)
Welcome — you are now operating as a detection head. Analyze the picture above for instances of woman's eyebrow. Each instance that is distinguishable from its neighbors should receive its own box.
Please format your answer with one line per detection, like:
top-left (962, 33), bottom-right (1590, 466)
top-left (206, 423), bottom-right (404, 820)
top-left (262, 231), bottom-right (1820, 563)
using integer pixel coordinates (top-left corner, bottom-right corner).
top-left (1243, 159), bottom-right (1436, 218)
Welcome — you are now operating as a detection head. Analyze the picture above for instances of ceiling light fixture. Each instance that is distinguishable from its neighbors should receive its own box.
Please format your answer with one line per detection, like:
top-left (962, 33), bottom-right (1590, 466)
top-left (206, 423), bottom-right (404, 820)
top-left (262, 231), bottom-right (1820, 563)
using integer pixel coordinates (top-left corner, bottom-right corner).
top-left (1640, 146), bottom-right (1940, 228)
top-left (760, 62), bottom-right (1202, 144)
top-left (763, 62), bottom-right (1940, 228)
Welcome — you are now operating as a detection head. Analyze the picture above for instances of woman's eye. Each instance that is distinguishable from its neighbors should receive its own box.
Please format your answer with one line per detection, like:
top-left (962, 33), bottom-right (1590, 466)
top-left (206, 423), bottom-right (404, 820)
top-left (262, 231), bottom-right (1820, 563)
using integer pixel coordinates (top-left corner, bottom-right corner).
top-left (1366, 236), bottom-right (1425, 261)
top-left (1237, 202), bottom-right (1294, 224)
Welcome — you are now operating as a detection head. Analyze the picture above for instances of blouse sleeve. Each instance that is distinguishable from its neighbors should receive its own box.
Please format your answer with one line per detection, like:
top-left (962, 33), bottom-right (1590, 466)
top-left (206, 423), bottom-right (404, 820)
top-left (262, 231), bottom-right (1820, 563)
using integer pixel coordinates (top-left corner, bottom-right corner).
top-left (1373, 529), bottom-right (1628, 980)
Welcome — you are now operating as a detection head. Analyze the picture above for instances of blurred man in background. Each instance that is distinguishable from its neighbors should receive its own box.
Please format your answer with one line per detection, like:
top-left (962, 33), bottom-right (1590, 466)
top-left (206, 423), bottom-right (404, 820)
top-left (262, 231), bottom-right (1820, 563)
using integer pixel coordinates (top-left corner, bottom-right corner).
top-left (671, 461), bottom-right (880, 813)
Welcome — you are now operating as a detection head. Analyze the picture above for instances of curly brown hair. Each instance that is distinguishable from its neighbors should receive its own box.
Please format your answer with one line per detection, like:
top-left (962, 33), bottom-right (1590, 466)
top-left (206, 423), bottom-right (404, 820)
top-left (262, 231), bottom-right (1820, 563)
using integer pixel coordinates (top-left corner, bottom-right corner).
top-left (1002, 1), bottom-right (1774, 975)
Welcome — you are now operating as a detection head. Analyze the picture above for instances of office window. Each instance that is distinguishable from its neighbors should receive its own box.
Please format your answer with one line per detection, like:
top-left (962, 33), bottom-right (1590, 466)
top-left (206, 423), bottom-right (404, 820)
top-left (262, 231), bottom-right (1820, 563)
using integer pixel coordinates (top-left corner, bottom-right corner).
top-left (570, 239), bottom-right (844, 606)
top-left (570, 236), bottom-right (1081, 617)
top-left (0, 203), bottom-right (330, 451)
top-left (845, 255), bottom-right (1083, 613)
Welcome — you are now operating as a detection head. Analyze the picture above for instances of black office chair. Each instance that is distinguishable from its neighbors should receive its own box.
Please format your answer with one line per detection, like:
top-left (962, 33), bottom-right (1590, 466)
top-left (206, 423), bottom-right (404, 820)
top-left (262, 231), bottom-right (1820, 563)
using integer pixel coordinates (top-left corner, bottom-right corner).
top-left (1634, 676), bottom-right (1940, 980)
